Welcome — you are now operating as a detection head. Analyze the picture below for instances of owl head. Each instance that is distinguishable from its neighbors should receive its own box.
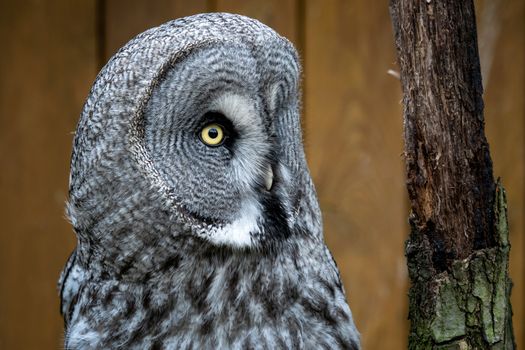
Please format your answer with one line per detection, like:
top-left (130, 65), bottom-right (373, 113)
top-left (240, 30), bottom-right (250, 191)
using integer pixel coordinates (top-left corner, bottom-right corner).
top-left (68, 13), bottom-right (322, 265)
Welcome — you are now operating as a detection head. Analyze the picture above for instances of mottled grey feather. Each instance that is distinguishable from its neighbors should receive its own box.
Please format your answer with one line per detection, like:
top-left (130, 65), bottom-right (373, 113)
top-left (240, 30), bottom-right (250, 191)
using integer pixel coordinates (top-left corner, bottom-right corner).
top-left (59, 13), bottom-right (360, 349)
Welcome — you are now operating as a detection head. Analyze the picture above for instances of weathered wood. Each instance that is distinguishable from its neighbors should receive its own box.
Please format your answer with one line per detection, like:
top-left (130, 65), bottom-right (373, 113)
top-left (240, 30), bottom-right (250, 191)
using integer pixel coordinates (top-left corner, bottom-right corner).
top-left (392, 0), bottom-right (495, 267)
top-left (390, 0), bottom-right (515, 348)
top-left (479, 0), bottom-right (525, 346)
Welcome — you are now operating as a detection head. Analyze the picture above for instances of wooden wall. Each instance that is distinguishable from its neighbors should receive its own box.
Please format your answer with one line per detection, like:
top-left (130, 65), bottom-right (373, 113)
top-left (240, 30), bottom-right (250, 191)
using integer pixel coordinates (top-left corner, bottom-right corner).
top-left (0, 1), bottom-right (97, 348)
top-left (0, 1), bottom-right (522, 349)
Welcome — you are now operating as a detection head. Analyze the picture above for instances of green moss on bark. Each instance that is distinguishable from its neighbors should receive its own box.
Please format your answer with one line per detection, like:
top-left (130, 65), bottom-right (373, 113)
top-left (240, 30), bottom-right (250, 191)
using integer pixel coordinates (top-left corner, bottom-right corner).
top-left (430, 279), bottom-right (466, 342)
top-left (407, 183), bottom-right (515, 349)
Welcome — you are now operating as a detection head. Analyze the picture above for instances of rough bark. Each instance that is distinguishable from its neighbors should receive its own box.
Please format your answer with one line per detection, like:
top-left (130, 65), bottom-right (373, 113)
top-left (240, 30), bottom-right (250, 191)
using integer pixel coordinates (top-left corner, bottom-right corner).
top-left (389, 0), bottom-right (515, 348)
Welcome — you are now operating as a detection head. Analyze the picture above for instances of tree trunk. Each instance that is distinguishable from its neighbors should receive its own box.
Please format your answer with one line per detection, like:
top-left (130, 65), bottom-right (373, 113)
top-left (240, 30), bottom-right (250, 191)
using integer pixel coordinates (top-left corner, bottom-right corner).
top-left (389, 1), bottom-right (515, 348)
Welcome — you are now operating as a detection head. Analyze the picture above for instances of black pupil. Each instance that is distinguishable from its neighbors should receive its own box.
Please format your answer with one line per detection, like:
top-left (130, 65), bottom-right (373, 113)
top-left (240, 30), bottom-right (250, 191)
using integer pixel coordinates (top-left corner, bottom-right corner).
top-left (208, 128), bottom-right (219, 139)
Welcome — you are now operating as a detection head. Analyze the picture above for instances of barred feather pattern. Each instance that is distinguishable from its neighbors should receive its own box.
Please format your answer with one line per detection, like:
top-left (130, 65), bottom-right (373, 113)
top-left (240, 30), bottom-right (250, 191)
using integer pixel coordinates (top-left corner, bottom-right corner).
top-left (59, 13), bottom-right (360, 349)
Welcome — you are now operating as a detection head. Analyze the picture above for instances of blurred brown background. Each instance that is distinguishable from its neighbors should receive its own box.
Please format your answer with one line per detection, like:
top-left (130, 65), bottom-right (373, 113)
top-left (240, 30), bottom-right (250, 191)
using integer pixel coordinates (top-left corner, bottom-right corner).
top-left (0, 0), bottom-right (522, 349)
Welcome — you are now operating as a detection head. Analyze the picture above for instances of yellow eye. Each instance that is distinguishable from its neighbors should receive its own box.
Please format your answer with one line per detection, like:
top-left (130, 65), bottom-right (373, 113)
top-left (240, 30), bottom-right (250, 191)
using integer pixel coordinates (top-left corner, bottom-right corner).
top-left (200, 123), bottom-right (225, 146)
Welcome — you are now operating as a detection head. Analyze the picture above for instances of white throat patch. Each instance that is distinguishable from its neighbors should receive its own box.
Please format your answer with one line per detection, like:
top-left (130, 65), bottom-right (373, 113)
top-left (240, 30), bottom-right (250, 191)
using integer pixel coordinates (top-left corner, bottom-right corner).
top-left (205, 197), bottom-right (261, 247)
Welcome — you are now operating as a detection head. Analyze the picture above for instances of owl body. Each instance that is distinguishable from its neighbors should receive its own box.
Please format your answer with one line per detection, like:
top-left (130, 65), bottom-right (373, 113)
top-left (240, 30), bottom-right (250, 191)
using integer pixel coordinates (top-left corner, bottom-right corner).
top-left (60, 13), bottom-right (360, 349)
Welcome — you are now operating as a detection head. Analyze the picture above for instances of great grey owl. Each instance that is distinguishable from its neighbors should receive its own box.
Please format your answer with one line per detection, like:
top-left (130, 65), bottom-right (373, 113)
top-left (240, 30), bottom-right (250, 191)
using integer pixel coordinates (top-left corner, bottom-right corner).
top-left (59, 13), bottom-right (360, 349)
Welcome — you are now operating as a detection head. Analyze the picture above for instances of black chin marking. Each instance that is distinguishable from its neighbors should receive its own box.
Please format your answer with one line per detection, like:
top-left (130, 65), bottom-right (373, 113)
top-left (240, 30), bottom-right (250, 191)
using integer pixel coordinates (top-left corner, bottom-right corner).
top-left (259, 191), bottom-right (291, 242)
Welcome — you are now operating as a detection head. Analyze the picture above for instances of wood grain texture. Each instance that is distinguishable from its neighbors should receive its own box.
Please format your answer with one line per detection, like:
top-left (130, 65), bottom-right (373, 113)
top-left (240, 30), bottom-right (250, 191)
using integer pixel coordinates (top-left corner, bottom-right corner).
top-left (481, 0), bottom-right (525, 346)
top-left (104, 0), bottom-right (208, 59)
top-left (390, 0), bottom-right (517, 347)
top-left (0, 1), bottom-right (97, 348)
top-left (303, 1), bottom-right (407, 348)
top-left (392, 0), bottom-right (495, 266)
top-left (214, 0), bottom-right (299, 46)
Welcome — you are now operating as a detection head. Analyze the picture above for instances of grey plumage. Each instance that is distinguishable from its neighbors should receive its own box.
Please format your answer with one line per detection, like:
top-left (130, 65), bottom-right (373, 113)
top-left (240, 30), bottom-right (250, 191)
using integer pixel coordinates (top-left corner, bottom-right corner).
top-left (59, 13), bottom-right (360, 349)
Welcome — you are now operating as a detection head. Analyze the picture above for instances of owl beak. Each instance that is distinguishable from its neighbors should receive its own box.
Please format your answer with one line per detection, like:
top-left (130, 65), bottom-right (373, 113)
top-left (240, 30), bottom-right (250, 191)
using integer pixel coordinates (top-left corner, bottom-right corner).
top-left (265, 165), bottom-right (274, 191)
